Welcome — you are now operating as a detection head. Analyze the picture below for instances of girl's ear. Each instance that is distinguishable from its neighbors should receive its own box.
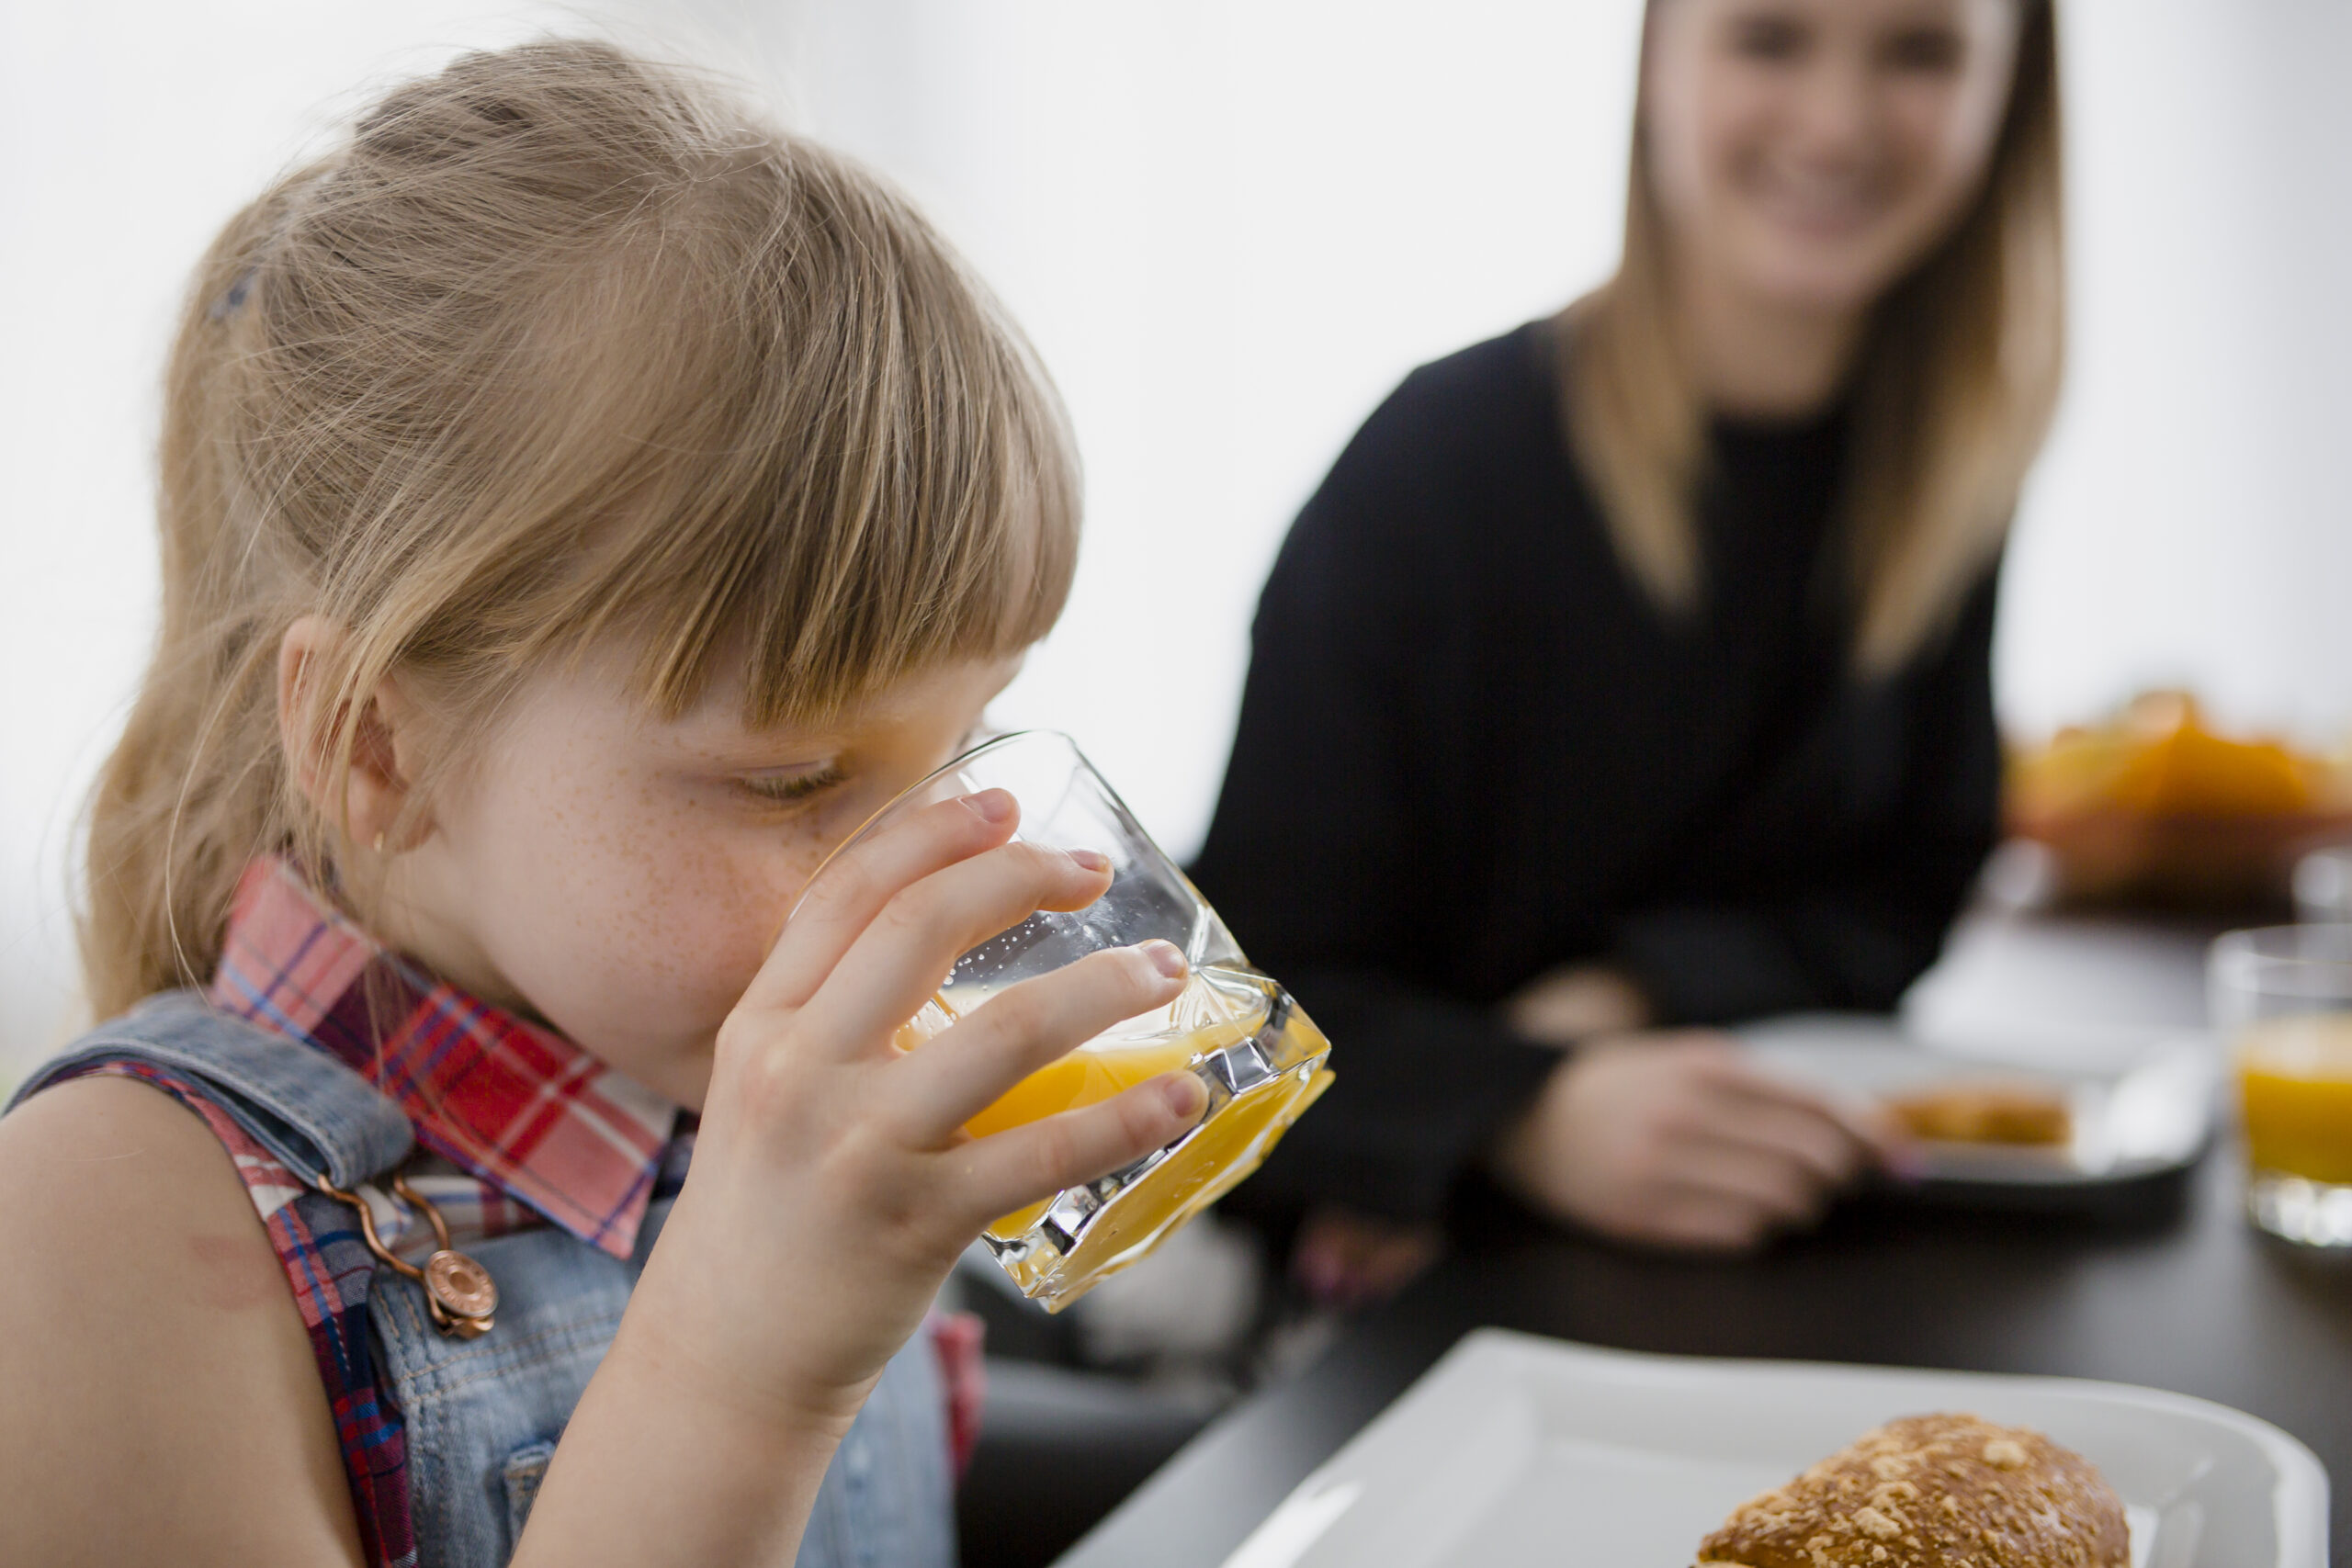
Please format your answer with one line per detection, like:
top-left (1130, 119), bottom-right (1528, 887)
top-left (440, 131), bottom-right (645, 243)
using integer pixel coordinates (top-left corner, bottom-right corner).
top-left (277, 615), bottom-right (432, 856)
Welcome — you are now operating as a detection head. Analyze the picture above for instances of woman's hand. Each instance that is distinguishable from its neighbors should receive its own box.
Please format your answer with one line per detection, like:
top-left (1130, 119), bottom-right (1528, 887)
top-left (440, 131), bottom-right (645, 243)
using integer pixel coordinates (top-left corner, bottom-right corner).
top-left (1501, 963), bottom-right (1652, 1045)
top-left (1487, 1032), bottom-right (1904, 1251)
top-left (517, 788), bottom-right (1206, 1567)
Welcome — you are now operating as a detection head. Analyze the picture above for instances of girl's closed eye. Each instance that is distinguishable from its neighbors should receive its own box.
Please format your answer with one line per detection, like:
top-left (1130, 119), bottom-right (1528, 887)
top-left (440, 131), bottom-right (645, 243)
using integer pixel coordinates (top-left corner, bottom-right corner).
top-left (738, 762), bottom-right (847, 807)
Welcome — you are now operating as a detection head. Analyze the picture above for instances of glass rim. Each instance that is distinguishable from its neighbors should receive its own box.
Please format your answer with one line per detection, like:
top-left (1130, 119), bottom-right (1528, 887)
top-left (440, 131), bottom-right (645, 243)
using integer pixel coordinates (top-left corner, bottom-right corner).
top-left (2211, 924), bottom-right (2352, 967)
top-left (786, 728), bottom-right (1079, 924)
top-left (2210, 925), bottom-right (2352, 1014)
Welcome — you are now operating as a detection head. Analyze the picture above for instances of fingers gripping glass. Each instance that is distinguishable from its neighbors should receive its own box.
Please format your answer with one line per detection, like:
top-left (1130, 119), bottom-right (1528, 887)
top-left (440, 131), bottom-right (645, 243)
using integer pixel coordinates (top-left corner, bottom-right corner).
top-left (794, 731), bottom-right (1333, 1312)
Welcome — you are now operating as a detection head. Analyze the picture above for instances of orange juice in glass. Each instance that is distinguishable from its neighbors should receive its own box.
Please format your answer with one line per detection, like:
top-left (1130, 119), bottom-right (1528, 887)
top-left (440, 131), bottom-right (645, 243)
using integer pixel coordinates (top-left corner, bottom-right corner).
top-left (808, 731), bottom-right (1332, 1311)
top-left (2210, 924), bottom-right (2352, 1247)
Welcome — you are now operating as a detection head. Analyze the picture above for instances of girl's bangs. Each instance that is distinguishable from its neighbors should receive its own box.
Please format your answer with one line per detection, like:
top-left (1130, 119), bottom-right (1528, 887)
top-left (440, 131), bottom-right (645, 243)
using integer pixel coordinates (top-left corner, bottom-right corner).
top-left (483, 166), bottom-right (1081, 730)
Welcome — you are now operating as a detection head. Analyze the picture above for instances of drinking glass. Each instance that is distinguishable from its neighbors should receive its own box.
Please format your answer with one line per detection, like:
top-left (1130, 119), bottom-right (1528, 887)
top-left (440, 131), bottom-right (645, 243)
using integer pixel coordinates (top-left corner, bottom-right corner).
top-left (2210, 924), bottom-right (2352, 1247)
top-left (797, 731), bottom-right (1333, 1311)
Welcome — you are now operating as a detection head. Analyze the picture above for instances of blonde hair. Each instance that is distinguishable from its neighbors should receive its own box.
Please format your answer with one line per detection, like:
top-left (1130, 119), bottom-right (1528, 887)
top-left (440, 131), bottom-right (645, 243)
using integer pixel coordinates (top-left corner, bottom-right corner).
top-left (83, 38), bottom-right (1080, 1019)
top-left (1561, 0), bottom-right (2064, 675)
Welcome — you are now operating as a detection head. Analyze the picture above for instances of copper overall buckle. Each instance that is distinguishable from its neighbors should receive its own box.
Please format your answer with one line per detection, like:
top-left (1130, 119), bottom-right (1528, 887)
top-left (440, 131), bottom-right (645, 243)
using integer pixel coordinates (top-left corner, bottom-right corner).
top-left (315, 1167), bottom-right (500, 1339)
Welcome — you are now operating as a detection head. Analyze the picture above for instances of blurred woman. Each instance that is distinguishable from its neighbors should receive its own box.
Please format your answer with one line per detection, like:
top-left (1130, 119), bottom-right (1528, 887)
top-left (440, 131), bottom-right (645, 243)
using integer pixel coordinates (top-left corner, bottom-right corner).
top-left (1193, 0), bottom-right (2063, 1286)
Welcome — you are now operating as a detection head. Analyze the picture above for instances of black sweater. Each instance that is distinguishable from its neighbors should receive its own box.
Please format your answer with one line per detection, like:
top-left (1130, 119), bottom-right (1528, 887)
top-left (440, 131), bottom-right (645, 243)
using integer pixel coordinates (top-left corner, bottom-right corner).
top-left (1190, 321), bottom-right (2000, 1224)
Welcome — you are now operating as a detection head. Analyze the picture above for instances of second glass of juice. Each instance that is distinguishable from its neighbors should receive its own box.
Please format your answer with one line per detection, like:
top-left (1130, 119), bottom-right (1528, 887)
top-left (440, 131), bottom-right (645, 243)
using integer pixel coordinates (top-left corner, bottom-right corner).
top-left (801, 730), bottom-right (1332, 1312)
top-left (2210, 923), bottom-right (2352, 1247)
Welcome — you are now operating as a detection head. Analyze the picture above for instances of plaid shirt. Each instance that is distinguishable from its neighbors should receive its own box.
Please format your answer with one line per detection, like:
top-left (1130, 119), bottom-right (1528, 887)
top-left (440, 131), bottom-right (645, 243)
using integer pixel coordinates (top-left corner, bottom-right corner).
top-left (209, 858), bottom-right (681, 1258)
top-left (73, 860), bottom-right (978, 1567)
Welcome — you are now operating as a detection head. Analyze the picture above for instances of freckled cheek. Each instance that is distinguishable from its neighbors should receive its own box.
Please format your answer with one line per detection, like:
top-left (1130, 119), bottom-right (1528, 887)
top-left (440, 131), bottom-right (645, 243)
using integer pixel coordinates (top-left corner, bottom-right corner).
top-left (621, 889), bottom-right (776, 1009)
top-left (563, 814), bottom-right (803, 1012)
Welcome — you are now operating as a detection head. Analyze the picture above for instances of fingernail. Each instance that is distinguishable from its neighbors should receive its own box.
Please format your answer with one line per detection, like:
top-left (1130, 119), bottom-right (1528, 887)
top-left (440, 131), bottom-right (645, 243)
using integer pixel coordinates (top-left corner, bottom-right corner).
top-left (1886, 1147), bottom-right (1930, 1185)
top-left (1069, 847), bottom-right (1112, 874)
top-left (963, 789), bottom-right (1016, 824)
top-left (1139, 939), bottom-right (1187, 979)
top-left (1160, 1072), bottom-right (1207, 1121)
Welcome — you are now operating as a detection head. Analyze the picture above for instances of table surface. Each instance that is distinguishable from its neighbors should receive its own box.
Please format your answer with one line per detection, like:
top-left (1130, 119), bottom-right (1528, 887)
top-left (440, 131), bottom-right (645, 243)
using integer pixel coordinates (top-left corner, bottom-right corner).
top-left (1056, 915), bottom-right (2352, 1568)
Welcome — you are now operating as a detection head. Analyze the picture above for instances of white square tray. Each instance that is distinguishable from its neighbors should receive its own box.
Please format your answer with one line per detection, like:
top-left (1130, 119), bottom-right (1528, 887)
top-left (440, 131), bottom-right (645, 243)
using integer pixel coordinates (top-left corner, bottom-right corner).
top-left (1221, 1330), bottom-right (2327, 1568)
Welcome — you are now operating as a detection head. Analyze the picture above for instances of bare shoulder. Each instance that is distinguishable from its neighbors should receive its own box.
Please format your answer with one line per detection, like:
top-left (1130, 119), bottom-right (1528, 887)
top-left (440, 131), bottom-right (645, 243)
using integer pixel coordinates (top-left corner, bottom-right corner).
top-left (0, 1074), bottom-right (367, 1566)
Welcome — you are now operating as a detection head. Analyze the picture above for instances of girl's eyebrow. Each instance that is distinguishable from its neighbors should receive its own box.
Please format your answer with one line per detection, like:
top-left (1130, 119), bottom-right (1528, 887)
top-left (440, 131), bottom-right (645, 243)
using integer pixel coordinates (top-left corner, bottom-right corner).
top-left (673, 737), bottom-right (844, 768)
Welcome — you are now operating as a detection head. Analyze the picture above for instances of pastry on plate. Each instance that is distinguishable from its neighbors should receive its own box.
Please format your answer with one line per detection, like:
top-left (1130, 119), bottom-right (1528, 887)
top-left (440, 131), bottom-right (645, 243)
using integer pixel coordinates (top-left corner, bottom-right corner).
top-left (1694, 1412), bottom-right (2128, 1567)
top-left (1885, 1085), bottom-right (2072, 1147)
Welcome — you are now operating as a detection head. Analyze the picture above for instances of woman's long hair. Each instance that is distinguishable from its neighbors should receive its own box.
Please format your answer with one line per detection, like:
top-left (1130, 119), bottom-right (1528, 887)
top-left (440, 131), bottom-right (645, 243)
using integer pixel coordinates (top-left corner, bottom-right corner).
top-left (1560, 0), bottom-right (2064, 675)
top-left (82, 39), bottom-right (1080, 1018)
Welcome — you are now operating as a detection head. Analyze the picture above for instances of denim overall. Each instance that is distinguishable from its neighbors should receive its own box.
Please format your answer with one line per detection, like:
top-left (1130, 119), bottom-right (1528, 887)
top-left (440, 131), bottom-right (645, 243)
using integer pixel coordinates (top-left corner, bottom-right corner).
top-left (9, 992), bottom-right (956, 1568)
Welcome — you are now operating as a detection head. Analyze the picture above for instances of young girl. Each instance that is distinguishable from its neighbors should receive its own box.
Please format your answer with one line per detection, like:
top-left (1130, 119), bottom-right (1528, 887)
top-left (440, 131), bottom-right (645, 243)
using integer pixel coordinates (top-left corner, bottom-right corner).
top-left (0, 39), bottom-right (1206, 1568)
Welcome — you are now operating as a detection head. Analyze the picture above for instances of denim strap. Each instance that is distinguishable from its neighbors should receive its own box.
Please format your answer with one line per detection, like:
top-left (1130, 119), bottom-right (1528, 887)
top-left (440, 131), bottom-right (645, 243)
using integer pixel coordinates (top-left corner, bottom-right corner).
top-left (8, 989), bottom-right (413, 1186)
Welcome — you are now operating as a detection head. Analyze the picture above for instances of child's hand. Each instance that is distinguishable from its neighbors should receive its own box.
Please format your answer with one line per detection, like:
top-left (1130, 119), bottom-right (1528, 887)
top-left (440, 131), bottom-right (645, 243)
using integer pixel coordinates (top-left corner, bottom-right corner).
top-left (626, 786), bottom-right (1205, 1433)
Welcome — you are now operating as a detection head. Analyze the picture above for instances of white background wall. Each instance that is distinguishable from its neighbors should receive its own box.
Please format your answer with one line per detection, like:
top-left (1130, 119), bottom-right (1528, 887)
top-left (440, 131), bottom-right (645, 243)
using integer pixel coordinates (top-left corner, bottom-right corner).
top-left (5, 1), bottom-right (2349, 1078)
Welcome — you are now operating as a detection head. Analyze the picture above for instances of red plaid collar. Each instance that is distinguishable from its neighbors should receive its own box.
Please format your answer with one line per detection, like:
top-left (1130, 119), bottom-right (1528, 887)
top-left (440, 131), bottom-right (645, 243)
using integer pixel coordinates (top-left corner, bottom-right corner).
top-left (209, 858), bottom-right (679, 1259)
